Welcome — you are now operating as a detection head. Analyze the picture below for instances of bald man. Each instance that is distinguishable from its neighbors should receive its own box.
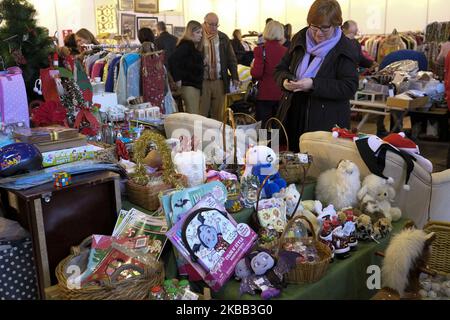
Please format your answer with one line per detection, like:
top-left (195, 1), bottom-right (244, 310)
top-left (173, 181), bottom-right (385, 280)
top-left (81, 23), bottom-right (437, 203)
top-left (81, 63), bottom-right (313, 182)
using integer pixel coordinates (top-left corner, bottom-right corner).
top-left (201, 12), bottom-right (239, 121)
top-left (342, 20), bottom-right (374, 69)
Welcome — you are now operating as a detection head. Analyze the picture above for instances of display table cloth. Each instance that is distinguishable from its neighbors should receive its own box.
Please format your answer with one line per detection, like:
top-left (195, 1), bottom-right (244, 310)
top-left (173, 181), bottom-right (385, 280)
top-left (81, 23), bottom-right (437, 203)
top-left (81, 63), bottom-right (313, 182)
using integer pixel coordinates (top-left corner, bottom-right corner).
top-left (122, 182), bottom-right (406, 300)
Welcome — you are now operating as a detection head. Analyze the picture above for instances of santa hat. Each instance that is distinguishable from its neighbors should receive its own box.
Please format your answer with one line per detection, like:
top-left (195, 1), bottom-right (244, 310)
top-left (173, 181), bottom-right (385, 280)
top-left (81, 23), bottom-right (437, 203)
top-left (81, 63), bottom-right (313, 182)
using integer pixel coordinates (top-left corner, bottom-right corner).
top-left (383, 132), bottom-right (419, 154)
top-left (383, 132), bottom-right (433, 173)
top-left (355, 135), bottom-right (415, 191)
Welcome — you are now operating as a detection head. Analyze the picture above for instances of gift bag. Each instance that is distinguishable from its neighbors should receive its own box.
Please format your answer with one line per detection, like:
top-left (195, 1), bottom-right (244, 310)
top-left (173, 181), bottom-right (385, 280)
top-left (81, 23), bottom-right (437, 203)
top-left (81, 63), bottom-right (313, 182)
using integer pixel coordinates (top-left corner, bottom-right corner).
top-left (40, 68), bottom-right (62, 103)
top-left (0, 238), bottom-right (39, 300)
top-left (0, 67), bottom-right (30, 127)
top-left (141, 52), bottom-right (166, 110)
top-left (173, 151), bottom-right (206, 187)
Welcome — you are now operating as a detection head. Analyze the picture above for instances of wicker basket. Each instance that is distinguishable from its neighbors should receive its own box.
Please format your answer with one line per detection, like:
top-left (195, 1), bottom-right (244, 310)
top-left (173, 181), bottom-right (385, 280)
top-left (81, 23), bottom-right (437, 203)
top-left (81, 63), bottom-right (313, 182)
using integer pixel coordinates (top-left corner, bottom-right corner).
top-left (56, 237), bottom-right (165, 300)
top-left (279, 216), bottom-right (332, 284)
top-left (424, 221), bottom-right (450, 276)
top-left (265, 117), bottom-right (312, 185)
top-left (127, 173), bottom-right (187, 212)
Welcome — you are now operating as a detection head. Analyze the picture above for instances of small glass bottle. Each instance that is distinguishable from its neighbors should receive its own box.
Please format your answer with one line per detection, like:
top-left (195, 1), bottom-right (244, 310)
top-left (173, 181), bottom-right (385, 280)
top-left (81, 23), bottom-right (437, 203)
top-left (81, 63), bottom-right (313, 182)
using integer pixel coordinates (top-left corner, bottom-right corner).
top-left (150, 286), bottom-right (164, 300)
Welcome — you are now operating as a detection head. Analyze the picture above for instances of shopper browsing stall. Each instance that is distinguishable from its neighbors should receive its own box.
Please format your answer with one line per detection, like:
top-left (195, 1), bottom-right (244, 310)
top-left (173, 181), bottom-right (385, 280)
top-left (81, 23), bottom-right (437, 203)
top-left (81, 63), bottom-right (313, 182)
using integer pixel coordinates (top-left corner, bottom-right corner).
top-left (155, 21), bottom-right (178, 67)
top-left (169, 21), bottom-right (205, 115)
top-left (275, 0), bottom-right (358, 152)
top-left (200, 12), bottom-right (239, 121)
top-left (250, 21), bottom-right (287, 127)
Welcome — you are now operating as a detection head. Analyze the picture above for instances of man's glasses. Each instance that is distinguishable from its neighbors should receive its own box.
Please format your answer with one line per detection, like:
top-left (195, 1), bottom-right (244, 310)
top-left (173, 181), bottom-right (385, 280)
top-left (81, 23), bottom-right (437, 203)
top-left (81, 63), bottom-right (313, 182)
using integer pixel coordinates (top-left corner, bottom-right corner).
top-left (310, 24), bottom-right (333, 33)
top-left (206, 22), bottom-right (220, 28)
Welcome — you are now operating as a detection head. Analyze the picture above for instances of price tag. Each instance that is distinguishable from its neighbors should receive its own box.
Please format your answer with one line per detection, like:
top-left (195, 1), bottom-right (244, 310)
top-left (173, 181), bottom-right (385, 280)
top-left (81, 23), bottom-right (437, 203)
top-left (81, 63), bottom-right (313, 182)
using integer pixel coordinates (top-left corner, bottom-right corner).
top-left (297, 153), bottom-right (309, 164)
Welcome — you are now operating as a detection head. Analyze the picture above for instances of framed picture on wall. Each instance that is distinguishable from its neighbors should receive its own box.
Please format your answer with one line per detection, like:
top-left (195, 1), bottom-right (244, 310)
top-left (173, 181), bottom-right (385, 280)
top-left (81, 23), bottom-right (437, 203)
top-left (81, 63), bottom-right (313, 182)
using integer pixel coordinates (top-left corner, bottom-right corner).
top-left (135, 0), bottom-right (159, 14)
top-left (120, 13), bottom-right (136, 40)
top-left (137, 17), bottom-right (158, 36)
top-left (173, 26), bottom-right (185, 38)
top-left (166, 24), bottom-right (173, 35)
top-left (119, 0), bottom-right (135, 11)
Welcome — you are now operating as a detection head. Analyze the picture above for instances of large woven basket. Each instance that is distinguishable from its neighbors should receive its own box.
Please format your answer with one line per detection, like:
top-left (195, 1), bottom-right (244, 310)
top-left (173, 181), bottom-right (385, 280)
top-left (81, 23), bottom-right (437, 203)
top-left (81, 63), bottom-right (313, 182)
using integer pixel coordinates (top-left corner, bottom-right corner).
top-left (265, 117), bottom-right (312, 185)
top-left (424, 221), bottom-right (450, 276)
top-left (56, 237), bottom-right (165, 300)
top-left (279, 216), bottom-right (332, 284)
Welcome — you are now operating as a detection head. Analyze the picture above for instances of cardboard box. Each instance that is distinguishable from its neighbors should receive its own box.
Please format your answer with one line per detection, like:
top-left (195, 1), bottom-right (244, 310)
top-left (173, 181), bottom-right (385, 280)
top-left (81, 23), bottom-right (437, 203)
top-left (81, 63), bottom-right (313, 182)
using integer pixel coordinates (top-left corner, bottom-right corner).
top-left (386, 96), bottom-right (429, 110)
top-left (42, 144), bottom-right (103, 167)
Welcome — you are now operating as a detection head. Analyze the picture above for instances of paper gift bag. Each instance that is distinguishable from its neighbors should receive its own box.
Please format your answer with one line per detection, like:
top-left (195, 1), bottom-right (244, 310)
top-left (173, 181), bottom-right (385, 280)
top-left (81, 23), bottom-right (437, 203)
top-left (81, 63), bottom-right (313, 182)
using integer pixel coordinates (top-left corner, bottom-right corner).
top-left (0, 67), bottom-right (30, 127)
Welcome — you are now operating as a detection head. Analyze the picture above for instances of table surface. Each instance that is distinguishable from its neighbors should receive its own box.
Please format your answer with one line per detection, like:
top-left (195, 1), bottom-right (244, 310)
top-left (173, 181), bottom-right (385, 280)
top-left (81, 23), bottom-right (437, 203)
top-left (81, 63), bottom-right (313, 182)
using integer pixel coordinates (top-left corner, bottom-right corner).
top-left (213, 219), bottom-right (405, 300)
top-left (122, 182), bottom-right (406, 300)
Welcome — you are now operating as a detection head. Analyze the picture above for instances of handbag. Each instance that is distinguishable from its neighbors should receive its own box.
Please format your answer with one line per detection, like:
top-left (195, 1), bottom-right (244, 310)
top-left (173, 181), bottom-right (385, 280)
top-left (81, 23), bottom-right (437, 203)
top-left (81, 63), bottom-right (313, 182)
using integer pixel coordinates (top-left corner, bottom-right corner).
top-left (246, 46), bottom-right (266, 103)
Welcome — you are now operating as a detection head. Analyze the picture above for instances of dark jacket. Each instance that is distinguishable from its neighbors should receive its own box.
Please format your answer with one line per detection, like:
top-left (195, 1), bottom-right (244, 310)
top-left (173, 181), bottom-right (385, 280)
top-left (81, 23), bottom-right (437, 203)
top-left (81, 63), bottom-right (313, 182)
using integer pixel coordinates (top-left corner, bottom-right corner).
top-left (168, 40), bottom-right (204, 90)
top-left (207, 31), bottom-right (239, 93)
top-left (251, 40), bottom-right (287, 101)
top-left (231, 38), bottom-right (253, 66)
top-left (155, 31), bottom-right (178, 66)
top-left (275, 27), bottom-right (359, 132)
top-left (349, 38), bottom-right (374, 69)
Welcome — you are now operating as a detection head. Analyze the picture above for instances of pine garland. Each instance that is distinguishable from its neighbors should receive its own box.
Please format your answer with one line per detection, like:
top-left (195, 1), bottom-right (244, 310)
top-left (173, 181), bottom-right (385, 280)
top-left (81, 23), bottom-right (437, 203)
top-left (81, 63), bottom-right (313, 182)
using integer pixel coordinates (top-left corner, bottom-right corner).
top-left (60, 78), bottom-right (86, 125)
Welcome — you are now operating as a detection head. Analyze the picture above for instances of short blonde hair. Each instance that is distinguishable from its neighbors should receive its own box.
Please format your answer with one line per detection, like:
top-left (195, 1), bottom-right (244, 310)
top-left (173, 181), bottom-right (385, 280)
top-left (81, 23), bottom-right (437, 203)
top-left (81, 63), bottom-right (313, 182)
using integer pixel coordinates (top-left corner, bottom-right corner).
top-left (263, 20), bottom-right (284, 41)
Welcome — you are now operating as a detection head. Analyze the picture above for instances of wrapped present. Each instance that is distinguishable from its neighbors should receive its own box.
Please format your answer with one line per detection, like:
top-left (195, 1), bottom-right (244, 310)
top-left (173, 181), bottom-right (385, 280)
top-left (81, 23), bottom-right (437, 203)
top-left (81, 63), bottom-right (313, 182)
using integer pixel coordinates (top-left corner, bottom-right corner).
top-left (53, 171), bottom-right (72, 188)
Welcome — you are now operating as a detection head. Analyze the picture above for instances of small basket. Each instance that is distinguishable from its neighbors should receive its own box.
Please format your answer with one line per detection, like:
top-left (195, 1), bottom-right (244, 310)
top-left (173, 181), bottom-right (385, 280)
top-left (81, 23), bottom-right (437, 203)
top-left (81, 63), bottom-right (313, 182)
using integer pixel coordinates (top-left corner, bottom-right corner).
top-left (56, 237), bottom-right (165, 300)
top-left (424, 221), bottom-right (450, 276)
top-left (278, 216), bottom-right (332, 284)
top-left (91, 142), bottom-right (117, 163)
top-left (127, 173), bottom-right (187, 212)
top-left (265, 117), bottom-right (312, 185)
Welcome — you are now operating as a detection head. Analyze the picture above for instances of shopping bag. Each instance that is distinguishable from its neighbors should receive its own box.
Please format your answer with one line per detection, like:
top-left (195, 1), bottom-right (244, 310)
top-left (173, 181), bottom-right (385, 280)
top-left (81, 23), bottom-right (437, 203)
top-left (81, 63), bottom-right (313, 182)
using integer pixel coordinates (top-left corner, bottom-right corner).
top-left (0, 67), bottom-right (30, 127)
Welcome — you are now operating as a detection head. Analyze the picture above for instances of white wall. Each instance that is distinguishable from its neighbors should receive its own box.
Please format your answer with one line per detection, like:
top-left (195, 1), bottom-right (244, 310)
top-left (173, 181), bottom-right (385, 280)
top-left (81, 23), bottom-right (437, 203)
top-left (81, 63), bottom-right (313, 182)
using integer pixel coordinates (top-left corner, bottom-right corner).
top-left (28, 0), bottom-right (450, 41)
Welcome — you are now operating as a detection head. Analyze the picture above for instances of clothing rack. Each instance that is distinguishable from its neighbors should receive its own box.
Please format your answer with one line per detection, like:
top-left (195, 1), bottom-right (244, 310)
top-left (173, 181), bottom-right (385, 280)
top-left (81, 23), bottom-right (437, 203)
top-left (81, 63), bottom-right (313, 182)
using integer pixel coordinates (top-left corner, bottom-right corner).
top-left (81, 43), bottom-right (142, 50)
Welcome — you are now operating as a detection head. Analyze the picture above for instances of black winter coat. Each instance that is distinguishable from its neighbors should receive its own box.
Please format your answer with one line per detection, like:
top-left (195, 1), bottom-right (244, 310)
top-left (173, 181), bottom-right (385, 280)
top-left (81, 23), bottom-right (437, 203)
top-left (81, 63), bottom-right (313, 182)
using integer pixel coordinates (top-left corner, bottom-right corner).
top-left (168, 40), bottom-right (204, 90)
top-left (274, 27), bottom-right (359, 143)
top-left (155, 31), bottom-right (178, 66)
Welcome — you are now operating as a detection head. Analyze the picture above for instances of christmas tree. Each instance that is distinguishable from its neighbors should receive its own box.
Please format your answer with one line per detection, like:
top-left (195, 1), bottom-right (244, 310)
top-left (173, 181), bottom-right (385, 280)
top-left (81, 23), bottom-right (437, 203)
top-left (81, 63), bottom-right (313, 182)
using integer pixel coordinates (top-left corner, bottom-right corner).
top-left (0, 0), bottom-right (54, 98)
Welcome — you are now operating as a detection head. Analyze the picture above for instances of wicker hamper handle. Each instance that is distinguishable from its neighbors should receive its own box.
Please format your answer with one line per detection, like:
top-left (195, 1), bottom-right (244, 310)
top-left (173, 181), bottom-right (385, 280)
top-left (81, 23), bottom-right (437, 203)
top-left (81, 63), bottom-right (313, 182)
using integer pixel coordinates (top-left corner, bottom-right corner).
top-left (233, 112), bottom-right (258, 125)
top-left (278, 215), bottom-right (317, 253)
top-left (265, 117), bottom-right (289, 151)
top-left (222, 108), bottom-right (238, 165)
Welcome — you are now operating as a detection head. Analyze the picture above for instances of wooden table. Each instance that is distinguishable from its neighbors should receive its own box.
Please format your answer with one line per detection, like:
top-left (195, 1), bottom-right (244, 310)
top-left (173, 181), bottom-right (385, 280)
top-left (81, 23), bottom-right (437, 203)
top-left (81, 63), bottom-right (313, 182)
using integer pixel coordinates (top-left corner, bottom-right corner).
top-left (0, 171), bottom-right (121, 299)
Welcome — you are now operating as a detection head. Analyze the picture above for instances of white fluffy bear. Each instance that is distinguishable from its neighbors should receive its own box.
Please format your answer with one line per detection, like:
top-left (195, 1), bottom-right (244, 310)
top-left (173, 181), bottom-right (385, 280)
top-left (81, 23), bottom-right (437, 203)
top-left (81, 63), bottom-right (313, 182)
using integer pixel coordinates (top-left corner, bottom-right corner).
top-left (315, 160), bottom-right (361, 210)
top-left (357, 174), bottom-right (402, 222)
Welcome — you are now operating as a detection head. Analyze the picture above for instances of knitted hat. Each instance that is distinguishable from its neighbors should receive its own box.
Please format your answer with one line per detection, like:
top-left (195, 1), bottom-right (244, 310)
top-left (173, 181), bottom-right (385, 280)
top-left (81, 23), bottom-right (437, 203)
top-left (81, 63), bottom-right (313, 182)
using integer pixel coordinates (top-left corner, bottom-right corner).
top-left (355, 135), bottom-right (415, 191)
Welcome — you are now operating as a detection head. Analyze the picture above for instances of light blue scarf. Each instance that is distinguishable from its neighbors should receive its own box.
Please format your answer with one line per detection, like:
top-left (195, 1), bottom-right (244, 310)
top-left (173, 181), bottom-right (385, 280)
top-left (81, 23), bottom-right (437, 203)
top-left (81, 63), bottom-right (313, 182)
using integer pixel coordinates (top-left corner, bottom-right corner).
top-left (296, 27), bottom-right (342, 80)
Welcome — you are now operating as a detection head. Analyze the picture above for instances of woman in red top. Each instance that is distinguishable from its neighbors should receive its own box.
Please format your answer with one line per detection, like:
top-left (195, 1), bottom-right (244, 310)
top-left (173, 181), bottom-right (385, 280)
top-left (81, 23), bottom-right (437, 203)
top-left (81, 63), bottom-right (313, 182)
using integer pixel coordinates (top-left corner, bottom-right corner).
top-left (251, 21), bottom-right (288, 127)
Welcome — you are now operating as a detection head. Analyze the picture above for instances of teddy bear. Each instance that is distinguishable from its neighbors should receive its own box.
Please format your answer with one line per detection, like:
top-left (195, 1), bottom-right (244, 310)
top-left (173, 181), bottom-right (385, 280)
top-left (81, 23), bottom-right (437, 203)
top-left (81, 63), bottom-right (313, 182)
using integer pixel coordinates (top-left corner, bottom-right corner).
top-left (242, 145), bottom-right (286, 198)
top-left (315, 160), bottom-right (361, 210)
top-left (355, 214), bottom-right (374, 241)
top-left (373, 217), bottom-right (393, 239)
top-left (357, 174), bottom-right (402, 222)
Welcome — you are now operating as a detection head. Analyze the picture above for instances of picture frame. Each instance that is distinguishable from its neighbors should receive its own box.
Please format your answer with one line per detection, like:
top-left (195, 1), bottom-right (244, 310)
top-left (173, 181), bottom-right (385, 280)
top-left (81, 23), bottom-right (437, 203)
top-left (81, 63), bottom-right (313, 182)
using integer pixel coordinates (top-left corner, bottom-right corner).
top-left (166, 24), bottom-right (173, 35)
top-left (173, 26), bottom-right (185, 38)
top-left (118, 0), bottom-right (134, 11)
top-left (137, 17), bottom-right (159, 36)
top-left (120, 13), bottom-right (136, 40)
top-left (135, 0), bottom-right (159, 14)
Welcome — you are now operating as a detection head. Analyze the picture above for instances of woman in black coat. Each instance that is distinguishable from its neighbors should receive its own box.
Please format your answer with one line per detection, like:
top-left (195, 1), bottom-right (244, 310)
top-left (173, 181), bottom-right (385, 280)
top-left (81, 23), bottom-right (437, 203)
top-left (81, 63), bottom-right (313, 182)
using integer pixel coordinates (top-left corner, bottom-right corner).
top-left (168, 20), bottom-right (204, 114)
top-left (274, 0), bottom-right (358, 152)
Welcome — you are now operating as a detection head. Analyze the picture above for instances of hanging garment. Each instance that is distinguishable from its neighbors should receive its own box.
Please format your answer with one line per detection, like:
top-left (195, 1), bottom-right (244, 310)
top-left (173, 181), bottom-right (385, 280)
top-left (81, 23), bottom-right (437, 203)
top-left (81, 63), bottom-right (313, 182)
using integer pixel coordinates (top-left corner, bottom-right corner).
top-left (141, 52), bottom-right (166, 109)
top-left (126, 55), bottom-right (141, 100)
top-left (105, 56), bottom-right (121, 93)
top-left (74, 60), bottom-right (93, 103)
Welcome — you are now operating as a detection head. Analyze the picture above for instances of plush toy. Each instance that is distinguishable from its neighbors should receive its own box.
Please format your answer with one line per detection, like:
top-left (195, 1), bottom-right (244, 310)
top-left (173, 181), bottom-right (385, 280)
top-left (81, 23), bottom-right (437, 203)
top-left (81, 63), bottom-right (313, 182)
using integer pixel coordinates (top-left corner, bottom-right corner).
top-left (243, 145), bottom-right (286, 198)
top-left (315, 160), bottom-right (361, 210)
top-left (383, 132), bottom-right (433, 173)
top-left (274, 184), bottom-right (300, 217)
top-left (355, 214), bottom-right (374, 241)
top-left (373, 218), bottom-right (393, 239)
top-left (235, 249), bottom-right (298, 300)
top-left (358, 174), bottom-right (402, 222)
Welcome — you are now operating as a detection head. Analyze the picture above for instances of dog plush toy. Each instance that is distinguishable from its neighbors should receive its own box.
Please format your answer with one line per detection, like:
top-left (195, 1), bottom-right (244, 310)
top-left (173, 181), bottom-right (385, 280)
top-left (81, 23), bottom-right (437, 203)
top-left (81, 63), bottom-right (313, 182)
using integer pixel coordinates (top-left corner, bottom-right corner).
top-left (242, 145), bottom-right (286, 198)
top-left (358, 174), bottom-right (402, 222)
